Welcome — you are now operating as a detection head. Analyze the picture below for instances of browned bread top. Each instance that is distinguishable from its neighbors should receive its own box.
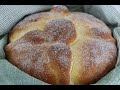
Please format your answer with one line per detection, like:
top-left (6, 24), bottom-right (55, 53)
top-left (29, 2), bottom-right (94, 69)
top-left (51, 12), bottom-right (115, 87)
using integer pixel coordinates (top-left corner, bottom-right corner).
top-left (5, 5), bottom-right (117, 85)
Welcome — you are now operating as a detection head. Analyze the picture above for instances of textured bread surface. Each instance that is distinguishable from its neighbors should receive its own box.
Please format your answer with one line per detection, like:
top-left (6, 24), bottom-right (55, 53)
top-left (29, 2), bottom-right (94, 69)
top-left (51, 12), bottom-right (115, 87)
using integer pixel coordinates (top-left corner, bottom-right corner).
top-left (5, 5), bottom-right (117, 85)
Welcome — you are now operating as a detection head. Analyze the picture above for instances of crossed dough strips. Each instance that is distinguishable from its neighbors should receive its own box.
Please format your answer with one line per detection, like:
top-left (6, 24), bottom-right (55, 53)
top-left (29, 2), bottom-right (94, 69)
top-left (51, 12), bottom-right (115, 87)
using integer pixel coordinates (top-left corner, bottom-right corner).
top-left (5, 5), bottom-right (117, 85)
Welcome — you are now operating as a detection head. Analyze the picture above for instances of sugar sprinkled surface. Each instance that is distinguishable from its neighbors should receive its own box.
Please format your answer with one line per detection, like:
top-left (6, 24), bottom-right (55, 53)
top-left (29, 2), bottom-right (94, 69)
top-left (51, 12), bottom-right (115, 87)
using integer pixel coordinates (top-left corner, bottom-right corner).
top-left (48, 42), bottom-right (71, 70)
top-left (80, 39), bottom-right (117, 67)
top-left (5, 5), bottom-right (117, 85)
top-left (44, 19), bottom-right (76, 44)
top-left (12, 42), bottom-right (51, 75)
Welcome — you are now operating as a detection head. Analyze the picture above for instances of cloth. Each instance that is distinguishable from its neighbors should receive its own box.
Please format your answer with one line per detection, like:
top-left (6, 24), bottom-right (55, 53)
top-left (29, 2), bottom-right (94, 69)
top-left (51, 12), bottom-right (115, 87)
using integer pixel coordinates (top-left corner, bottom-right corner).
top-left (0, 5), bottom-right (120, 85)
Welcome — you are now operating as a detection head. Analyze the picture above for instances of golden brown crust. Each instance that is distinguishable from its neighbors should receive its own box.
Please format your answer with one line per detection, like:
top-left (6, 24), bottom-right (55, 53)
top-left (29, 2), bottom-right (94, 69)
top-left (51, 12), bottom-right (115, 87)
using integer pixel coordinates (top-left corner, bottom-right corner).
top-left (5, 5), bottom-right (117, 85)
top-left (5, 41), bottom-right (71, 85)
top-left (19, 30), bottom-right (54, 44)
top-left (44, 19), bottom-right (76, 44)
top-left (78, 39), bottom-right (117, 84)
top-left (47, 42), bottom-right (71, 84)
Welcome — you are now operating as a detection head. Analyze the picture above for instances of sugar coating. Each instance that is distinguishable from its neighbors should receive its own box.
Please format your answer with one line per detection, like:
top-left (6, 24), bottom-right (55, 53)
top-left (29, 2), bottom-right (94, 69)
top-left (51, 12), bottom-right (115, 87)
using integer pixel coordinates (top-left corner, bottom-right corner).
top-left (6, 39), bottom-right (71, 84)
top-left (78, 39), bottom-right (117, 84)
top-left (11, 42), bottom-right (52, 79)
top-left (87, 27), bottom-right (112, 40)
top-left (44, 19), bottom-right (76, 44)
top-left (5, 5), bottom-right (117, 85)
top-left (22, 30), bottom-right (54, 44)
top-left (80, 39), bottom-right (117, 66)
top-left (48, 42), bottom-right (71, 70)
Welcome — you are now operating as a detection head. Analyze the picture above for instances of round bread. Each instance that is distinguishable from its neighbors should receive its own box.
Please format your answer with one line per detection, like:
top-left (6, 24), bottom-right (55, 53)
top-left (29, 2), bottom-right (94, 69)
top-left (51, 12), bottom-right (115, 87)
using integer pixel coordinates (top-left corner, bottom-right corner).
top-left (5, 5), bottom-right (117, 85)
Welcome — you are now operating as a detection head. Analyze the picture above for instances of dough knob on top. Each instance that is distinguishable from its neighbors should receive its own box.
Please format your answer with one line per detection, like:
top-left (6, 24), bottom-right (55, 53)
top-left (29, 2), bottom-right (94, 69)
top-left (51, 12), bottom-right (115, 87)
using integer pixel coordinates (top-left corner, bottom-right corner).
top-left (50, 5), bottom-right (69, 13)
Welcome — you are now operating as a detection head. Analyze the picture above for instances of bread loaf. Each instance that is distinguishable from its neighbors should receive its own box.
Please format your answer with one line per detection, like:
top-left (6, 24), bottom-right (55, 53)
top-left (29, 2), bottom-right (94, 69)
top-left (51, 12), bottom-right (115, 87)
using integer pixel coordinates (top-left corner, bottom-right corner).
top-left (5, 5), bottom-right (117, 85)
